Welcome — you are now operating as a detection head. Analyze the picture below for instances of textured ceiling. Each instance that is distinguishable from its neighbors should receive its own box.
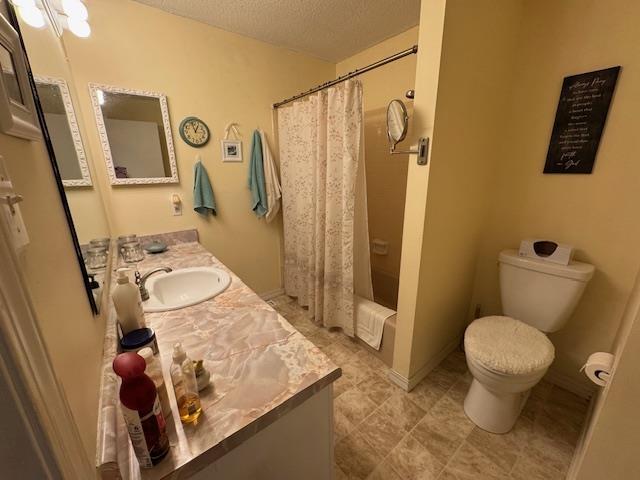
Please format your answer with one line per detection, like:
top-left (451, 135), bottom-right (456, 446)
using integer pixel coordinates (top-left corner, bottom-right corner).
top-left (132, 0), bottom-right (421, 62)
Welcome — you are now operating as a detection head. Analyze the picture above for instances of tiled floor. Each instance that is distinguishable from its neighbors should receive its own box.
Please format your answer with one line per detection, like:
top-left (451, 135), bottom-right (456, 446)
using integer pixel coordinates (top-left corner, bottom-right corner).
top-left (271, 295), bottom-right (590, 480)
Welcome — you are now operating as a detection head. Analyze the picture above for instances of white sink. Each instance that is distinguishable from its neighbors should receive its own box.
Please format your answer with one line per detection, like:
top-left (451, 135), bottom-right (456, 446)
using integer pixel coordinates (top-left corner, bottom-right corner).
top-left (142, 267), bottom-right (231, 312)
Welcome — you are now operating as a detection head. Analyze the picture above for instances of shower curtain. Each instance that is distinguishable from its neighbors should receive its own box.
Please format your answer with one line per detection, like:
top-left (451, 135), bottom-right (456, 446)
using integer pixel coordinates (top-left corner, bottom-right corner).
top-left (277, 79), bottom-right (373, 336)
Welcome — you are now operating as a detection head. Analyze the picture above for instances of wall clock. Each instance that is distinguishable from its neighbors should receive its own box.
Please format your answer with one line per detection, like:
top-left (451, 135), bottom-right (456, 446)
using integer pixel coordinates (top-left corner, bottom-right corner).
top-left (179, 116), bottom-right (210, 147)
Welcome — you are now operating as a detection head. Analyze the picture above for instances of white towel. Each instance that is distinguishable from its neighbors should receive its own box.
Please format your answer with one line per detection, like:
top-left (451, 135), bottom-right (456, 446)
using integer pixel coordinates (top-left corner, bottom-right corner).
top-left (259, 129), bottom-right (282, 223)
top-left (354, 295), bottom-right (396, 350)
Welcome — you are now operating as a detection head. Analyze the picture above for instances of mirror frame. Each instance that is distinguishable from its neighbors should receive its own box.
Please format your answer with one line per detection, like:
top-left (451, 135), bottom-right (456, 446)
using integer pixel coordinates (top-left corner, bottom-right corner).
top-left (35, 75), bottom-right (92, 187)
top-left (386, 99), bottom-right (409, 147)
top-left (88, 83), bottom-right (179, 185)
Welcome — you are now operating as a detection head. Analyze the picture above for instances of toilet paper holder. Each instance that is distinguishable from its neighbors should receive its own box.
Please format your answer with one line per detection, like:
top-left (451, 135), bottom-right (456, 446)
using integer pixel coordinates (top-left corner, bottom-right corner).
top-left (581, 352), bottom-right (615, 387)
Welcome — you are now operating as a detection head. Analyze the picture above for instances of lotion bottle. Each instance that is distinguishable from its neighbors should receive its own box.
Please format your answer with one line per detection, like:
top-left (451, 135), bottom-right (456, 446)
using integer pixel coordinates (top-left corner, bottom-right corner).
top-left (112, 267), bottom-right (146, 335)
top-left (139, 347), bottom-right (171, 418)
top-left (113, 352), bottom-right (170, 468)
top-left (170, 343), bottom-right (202, 424)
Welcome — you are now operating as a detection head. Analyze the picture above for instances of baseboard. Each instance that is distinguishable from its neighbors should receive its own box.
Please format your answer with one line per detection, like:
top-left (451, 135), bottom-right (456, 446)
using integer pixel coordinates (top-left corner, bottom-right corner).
top-left (259, 288), bottom-right (285, 301)
top-left (544, 367), bottom-right (596, 399)
top-left (388, 336), bottom-right (462, 392)
top-left (566, 393), bottom-right (598, 480)
top-left (387, 369), bottom-right (410, 391)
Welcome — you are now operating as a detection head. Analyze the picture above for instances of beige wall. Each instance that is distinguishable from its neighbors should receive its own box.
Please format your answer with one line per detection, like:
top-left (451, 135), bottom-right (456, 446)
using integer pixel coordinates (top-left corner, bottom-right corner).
top-left (61, 0), bottom-right (334, 294)
top-left (1, 66), bottom-right (103, 473)
top-left (336, 27), bottom-right (419, 110)
top-left (394, 0), bottom-right (524, 380)
top-left (337, 28), bottom-right (419, 307)
top-left (3, 133), bottom-right (103, 467)
top-left (393, 0), bottom-right (447, 378)
top-left (470, 0), bottom-right (640, 393)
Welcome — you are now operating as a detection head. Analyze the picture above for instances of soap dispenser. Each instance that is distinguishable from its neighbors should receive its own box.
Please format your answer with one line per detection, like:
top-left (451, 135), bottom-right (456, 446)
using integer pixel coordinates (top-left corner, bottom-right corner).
top-left (112, 267), bottom-right (146, 335)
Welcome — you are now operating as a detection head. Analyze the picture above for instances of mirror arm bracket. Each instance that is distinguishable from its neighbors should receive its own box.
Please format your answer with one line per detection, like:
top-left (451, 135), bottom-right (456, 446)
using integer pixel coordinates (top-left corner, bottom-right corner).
top-left (390, 137), bottom-right (429, 166)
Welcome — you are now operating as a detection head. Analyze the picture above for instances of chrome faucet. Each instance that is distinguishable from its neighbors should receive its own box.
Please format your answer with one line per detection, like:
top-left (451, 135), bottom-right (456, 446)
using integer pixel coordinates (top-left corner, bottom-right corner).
top-left (136, 267), bottom-right (172, 301)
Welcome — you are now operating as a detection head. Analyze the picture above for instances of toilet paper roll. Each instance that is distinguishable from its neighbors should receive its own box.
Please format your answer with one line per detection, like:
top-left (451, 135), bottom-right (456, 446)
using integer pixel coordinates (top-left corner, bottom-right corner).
top-left (581, 352), bottom-right (615, 387)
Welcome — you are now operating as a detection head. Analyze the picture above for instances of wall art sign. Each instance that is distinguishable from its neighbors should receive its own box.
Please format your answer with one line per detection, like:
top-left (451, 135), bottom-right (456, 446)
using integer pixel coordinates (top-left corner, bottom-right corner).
top-left (543, 66), bottom-right (620, 174)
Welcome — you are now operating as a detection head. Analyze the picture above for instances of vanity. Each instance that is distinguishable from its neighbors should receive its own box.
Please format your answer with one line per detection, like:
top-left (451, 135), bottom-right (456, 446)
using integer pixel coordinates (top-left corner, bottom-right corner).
top-left (96, 231), bottom-right (340, 479)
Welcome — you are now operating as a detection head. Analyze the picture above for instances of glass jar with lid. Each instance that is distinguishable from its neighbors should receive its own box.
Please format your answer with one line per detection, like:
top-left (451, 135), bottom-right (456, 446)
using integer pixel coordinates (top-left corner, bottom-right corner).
top-left (86, 247), bottom-right (107, 269)
top-left (121, 241), bottom-right (144, 263)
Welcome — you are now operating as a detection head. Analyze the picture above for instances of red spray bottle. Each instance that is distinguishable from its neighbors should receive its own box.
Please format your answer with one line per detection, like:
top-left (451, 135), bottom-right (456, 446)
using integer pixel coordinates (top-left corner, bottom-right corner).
top-left (113, 352), bottom-right (170, 468)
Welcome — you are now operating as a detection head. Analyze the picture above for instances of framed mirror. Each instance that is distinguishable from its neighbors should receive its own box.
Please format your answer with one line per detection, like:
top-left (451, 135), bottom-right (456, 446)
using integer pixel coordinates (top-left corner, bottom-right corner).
top-left (89, 83), bottom-right (178, 185)
top-left (386, 99), bottom-right (408, 148)
top-left (34, 76), bottom-right (91, 187)
top-left (10, 5), bottom-right (102, 313)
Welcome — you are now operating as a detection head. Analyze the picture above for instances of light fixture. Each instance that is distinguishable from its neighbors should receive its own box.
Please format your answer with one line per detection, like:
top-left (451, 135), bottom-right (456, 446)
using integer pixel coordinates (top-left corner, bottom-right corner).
top-left (96, 89), bottom-right (105, 106)
top-left (17, 4), bottom-right (45, 28)
top-left (12, 0), bottom-right (91, 38)
top-left (67, 17), bottom-right (90, 37)
top-left (61, 0), bottom-right (88, 21)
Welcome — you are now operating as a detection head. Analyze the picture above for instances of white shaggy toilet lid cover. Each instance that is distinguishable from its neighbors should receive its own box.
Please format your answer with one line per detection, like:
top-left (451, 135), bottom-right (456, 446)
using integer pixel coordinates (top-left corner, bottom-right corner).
top-left (465, 316), bottom-right (555, 375)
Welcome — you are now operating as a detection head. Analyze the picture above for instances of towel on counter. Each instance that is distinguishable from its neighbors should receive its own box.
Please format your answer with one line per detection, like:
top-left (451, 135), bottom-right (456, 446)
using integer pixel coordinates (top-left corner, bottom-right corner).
top-left (259, 129), bottom-right (281, 223)
top-left (248, 130), bottom-right (268, 217)
top-left (193, 159), bottom-right (217, 216)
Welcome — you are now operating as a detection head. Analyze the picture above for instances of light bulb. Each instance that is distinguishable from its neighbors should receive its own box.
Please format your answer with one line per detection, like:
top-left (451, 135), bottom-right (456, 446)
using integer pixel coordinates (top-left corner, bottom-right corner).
top-left (17, 5), bottom-right (45, 28)
top-left (62, 0), bottom-right (88, 21)
top-left (67, 17), bottom-right (91, 38)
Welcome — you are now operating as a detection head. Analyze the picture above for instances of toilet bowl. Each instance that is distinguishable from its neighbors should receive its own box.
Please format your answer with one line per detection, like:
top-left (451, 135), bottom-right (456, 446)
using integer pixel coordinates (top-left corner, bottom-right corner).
top-left (463, 249), bottom-right (594, 434)
top-left (464, 317), bottom-right (552, 433)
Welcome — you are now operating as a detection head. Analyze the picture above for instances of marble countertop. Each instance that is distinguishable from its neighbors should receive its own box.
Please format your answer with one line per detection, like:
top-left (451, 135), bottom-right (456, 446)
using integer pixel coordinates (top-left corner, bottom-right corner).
top-left (96, 232), bottom-right (340, 479)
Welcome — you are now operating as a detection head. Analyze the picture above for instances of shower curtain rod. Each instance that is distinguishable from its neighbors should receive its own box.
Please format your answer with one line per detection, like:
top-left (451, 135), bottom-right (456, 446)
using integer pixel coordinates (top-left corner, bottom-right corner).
top-left (273, 44), bottom-right (418, 108)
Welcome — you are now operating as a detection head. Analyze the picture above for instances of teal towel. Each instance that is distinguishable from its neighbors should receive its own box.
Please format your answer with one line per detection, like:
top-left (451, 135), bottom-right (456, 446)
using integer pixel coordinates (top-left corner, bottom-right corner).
top-left (248, 130), bottom-right (268, 217)
top-left (193, 160), bottom-right (216, 216)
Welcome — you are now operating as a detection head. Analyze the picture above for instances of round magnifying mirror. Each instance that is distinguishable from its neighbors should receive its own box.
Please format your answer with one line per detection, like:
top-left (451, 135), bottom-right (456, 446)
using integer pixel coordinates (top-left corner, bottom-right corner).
top-left (386, 99), bottom-right (409, 147)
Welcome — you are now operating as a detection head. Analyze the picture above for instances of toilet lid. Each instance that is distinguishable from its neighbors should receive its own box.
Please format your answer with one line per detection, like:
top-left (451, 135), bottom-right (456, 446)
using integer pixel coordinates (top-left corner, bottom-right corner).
top-left (464, 316), bottom-right (555, 375)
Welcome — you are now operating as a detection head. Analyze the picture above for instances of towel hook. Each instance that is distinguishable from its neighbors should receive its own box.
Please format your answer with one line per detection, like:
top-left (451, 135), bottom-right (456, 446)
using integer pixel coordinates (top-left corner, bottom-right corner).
top-left (224, 123), bottom-right (241, 140)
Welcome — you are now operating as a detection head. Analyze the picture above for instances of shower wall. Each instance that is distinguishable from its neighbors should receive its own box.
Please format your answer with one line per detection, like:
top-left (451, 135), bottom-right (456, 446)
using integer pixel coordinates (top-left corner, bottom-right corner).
top-left (337, 27), bottom-right (419, 309)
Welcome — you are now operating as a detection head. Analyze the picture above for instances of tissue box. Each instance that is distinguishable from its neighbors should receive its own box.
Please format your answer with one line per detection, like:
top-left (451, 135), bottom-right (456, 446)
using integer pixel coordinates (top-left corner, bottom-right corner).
top-left (518, 239), bottom-right (574, 265)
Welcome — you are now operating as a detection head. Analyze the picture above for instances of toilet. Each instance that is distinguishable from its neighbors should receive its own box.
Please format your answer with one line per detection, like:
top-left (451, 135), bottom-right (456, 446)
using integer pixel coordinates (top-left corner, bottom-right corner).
top-left (463, 249), bottom-right (594, 433)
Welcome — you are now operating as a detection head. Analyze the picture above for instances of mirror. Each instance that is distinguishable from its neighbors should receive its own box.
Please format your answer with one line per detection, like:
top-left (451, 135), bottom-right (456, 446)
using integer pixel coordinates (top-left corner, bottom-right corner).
top-left (35, 76), bottom-right (91, 187)
top-left (386, 99), bottom-right (408, 147)
top-left (89, 84), bottom-right (178, 185)
top-left (17, 10), bottom-right (112, 314)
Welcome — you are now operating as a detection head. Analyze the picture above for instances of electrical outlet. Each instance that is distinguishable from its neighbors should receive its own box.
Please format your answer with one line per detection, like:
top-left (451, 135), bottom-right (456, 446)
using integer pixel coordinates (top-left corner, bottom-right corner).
top-left (1, 200), bottom-right (29, 249)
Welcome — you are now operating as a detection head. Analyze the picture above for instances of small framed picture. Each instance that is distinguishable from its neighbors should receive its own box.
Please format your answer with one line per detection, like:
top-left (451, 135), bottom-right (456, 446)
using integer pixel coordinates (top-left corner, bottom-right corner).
top-left (221, 140), bottom-right (242, 162)
top-left (0, 14), bottom-right (40, 140)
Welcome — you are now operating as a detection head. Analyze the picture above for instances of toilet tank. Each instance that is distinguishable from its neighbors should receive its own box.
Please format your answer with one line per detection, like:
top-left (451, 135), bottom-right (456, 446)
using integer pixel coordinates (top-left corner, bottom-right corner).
top-left (499, 249), bottom-right (594, 332)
